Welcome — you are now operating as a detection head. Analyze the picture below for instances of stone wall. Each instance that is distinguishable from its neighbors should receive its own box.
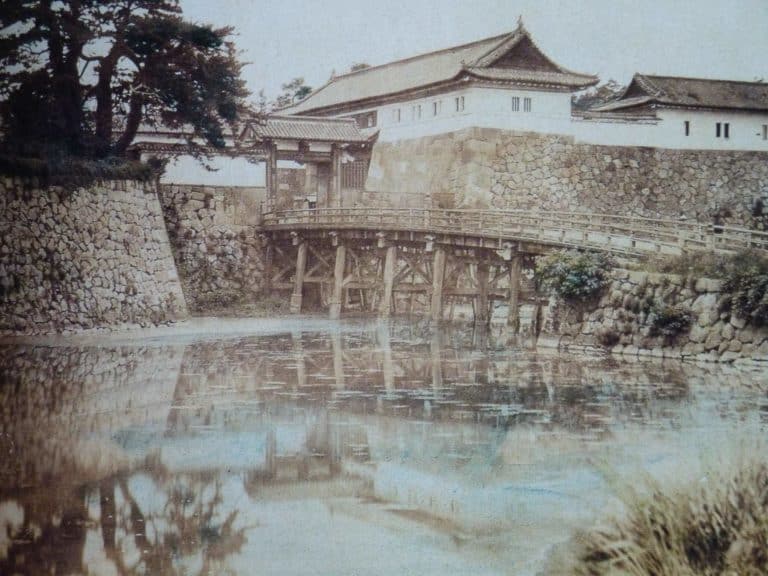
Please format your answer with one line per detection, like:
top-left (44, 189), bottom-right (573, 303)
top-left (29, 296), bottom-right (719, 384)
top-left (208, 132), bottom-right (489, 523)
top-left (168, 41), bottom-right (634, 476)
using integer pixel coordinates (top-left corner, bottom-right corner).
top-left (0, 178), bottom-right (187, 335)
top-left (366, 128), bottom-right (768, 226)
top-left (159, 184), bottom-right (266, 311)
top-left (541, 270), bottom-right (768, 363)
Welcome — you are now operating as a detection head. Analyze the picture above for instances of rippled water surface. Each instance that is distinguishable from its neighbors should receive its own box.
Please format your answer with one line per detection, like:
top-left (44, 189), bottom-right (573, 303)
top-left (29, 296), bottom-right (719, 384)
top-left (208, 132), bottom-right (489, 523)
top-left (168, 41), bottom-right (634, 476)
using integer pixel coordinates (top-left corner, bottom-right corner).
top-left (1, 318), bottom-right (766, 575)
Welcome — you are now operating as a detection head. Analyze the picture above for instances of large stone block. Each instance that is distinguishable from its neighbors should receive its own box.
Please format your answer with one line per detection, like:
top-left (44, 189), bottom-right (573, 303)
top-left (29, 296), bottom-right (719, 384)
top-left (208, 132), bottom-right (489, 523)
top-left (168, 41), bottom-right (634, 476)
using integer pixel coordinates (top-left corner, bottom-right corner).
top-left (691, 293), bottom-right (719, 327)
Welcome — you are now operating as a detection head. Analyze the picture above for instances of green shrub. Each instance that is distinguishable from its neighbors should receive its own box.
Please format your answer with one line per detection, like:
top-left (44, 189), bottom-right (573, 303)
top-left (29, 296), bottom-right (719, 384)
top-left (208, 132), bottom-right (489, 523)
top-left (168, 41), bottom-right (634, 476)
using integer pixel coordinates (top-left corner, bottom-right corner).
top-left (648, 303), bottom-right (694, 339)
top-left (536, 250), bottom-right (614, 302)
top-left (721, 252), bottom-right (768, 326)
top-left (563, 460), bottom-right (768, 575)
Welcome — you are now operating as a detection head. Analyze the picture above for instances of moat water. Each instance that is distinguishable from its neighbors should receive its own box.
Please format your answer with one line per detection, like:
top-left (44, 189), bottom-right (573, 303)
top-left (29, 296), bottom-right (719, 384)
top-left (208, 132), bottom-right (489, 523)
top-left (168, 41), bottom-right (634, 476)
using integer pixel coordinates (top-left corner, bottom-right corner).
top-left (0, 318), bottom-right (766, 575)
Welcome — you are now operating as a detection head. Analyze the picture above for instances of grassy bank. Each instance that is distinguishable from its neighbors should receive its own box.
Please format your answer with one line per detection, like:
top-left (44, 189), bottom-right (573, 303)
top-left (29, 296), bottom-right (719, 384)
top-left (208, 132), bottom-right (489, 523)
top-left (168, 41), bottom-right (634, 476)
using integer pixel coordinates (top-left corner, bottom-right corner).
top-left (547, 456), bottom-right (768, 575)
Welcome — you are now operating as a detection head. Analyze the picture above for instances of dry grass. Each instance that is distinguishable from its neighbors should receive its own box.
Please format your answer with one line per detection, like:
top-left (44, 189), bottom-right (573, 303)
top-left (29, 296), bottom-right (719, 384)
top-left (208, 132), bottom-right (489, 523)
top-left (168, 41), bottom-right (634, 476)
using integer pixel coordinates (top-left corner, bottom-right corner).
top-left (549, 459), bottom-right (768, 575)
top-left (193, 294), bottom-right (291, 317)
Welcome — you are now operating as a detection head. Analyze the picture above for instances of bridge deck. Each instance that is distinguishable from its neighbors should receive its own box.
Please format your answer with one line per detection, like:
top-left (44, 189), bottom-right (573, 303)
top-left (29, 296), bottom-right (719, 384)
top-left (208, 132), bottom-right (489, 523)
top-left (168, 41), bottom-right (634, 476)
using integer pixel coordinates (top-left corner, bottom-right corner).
top-left (261, 208), bottom-right (768, 257)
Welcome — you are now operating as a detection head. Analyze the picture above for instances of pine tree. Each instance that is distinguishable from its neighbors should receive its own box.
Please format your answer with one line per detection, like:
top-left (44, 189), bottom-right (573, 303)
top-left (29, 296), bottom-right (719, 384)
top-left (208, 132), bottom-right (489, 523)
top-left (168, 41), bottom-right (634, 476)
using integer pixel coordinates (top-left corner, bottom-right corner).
top-left (0, 0), bottom-right (249, 159)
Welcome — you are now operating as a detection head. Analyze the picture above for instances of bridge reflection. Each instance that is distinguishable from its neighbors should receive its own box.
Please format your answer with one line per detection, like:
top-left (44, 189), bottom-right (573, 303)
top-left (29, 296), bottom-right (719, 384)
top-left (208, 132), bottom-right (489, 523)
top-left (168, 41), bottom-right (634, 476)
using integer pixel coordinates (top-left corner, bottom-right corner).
top-left (0, 322), bottom-right (766, 574)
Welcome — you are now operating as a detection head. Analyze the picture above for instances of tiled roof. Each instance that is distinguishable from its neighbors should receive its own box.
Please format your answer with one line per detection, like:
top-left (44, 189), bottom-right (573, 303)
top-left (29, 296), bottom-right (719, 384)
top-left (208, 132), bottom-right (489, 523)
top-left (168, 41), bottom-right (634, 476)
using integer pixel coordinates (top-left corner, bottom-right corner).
top-left (244, 115), bottom-right (370, 142)
top-left (593, 74), bottom-right (768, 112)
top-left (590, 95), bottom-right (655, 112)
top-left (284, 23), bottom-right (597, 115)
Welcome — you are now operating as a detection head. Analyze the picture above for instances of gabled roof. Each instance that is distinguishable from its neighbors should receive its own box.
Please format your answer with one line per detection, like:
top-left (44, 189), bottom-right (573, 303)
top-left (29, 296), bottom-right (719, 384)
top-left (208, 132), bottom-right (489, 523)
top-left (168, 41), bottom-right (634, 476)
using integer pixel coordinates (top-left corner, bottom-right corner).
top-left (593, 74), bottom-right (768, 113)
top-left (284, 21), bottom-right (597, 115)
top-left (242, 115), bottom-right (370, 143)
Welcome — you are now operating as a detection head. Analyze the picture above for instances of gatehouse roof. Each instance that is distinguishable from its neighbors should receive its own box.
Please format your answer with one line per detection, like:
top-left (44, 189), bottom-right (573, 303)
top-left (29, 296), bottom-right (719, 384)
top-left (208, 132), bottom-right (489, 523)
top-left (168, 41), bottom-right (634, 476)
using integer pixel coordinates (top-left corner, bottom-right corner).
top-left (243, 115), bottom-right (370, 143)
top-left (283, 22), bottom-right (598, 116)
top-left (131, 115), bottom-right (371, 155)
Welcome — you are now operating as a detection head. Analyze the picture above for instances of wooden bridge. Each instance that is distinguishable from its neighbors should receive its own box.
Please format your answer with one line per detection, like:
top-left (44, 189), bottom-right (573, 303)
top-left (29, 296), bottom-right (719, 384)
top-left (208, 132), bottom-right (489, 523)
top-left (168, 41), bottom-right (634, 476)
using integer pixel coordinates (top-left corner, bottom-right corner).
top-left (260, 207), bottom-right (768, 326)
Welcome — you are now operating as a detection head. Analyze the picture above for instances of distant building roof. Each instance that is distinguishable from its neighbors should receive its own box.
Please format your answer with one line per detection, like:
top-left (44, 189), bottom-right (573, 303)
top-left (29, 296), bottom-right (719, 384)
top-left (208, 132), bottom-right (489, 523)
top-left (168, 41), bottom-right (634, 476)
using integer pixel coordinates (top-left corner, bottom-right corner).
top-left (243, 115), bottom-right (370, 143)
top-left (593, 74), bottom-right (768, 113)
top-left (283, 21), bottom-right (598, 116)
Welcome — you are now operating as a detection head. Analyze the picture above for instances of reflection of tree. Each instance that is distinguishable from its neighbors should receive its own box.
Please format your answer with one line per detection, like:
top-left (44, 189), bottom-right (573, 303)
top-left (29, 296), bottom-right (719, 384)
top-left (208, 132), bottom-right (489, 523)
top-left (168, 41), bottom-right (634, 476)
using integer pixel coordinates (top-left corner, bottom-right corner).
top-left (0, 485), bottom-right (88, 575)
top-left (99, 465), bottom-right (248, 576)
top-left (0, 462), bottom-right (249, 576)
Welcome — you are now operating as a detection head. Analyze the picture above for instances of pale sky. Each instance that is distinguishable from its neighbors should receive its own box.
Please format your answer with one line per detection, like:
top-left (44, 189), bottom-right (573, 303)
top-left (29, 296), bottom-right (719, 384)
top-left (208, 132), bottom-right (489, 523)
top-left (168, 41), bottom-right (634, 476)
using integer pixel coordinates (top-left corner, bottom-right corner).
top-left (180, 0), bottom-right (768, 101)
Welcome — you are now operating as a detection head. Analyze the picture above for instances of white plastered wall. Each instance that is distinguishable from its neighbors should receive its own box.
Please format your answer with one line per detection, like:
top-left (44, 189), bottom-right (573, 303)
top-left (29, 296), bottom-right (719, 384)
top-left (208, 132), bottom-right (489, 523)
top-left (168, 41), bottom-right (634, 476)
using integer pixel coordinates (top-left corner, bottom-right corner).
top-left (155, 155), bottom-right (267, 186)
top-left (573, 108), bottom-right (768, 151)
top-left (370, 85), bottom-right (574, 141)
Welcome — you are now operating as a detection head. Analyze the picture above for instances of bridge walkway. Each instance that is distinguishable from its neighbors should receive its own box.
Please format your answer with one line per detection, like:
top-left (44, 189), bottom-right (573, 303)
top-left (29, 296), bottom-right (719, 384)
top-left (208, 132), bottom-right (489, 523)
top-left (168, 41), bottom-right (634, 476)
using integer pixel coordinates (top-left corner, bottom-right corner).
top-left (258, 208), bottom-right (768, 326)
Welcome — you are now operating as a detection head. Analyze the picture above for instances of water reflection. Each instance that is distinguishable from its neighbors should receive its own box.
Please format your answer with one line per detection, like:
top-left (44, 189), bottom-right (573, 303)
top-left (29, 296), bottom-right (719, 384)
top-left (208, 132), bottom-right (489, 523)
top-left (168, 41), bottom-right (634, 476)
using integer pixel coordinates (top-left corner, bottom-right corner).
top-left (0, 320), bottom-right (766, 575)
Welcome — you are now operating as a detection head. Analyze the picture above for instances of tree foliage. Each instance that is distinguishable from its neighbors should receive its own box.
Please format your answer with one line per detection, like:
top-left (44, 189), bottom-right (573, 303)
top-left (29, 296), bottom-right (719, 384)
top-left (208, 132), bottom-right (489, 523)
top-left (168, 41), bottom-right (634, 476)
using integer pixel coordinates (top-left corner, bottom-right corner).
top-left (273, 77), bottom-right (312, 109)
top-left (572, 79), bottom-right (624, 111)
top-left (0, 0), bottom-right (250, 160)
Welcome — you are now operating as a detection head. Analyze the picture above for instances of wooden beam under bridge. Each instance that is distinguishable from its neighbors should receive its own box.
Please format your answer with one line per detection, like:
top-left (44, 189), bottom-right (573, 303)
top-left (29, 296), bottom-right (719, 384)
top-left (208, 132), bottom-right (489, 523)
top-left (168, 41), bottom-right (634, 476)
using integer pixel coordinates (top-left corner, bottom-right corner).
top-left (267, 229), bottom-right (537, 324)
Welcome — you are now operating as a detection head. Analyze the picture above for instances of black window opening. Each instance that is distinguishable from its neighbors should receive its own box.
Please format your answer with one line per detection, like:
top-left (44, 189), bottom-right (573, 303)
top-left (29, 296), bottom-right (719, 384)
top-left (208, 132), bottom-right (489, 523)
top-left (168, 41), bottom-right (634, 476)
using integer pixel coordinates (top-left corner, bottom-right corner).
top-left (684, 120), bottom-right (690, 136)
top-left (716, 122), bottom-right (730, 139)
top-left (724, 123), bottom-right (730, 139)
top-left (716, 122), bottom-right (721, 138)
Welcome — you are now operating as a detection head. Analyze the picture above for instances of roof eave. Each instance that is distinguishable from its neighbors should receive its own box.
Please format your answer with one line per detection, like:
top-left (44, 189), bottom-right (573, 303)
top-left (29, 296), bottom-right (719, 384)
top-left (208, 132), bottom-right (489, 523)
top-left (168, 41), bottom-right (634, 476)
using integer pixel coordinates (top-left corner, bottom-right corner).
top-left (655, 102), bottom-right (768, 114)
top-left (465, 68), bottom-right (599, 89)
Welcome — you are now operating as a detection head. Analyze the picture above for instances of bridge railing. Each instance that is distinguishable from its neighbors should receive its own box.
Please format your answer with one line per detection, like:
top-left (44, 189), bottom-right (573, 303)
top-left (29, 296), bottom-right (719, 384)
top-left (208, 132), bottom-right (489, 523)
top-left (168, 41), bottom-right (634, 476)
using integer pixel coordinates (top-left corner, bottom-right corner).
top-left (261, 207), bottom-right (768, 255)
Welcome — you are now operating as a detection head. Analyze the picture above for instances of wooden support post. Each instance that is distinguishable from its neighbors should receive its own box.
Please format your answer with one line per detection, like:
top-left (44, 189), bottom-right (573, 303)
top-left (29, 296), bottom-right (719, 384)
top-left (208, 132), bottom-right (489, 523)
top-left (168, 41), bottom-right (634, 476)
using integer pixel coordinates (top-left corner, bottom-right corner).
top-left (377, 322), bottom-right (394, 392)
top-left (430, 331), bottom-right (443, 390)
top-left (507, 255), bottom-right (521, 332)
top-left (475, 262), bottom-right (490, 326)
top-left (330, 144), bottom-right (342, 208)
top-left (430, 247), bottom-right (446, 322)
top-left (290, 241), bottom-right (308, 313)
top-left (329, 243), bottom-right (346, 319)
top-left (265, 141), bottom-right (277, 213)
top-left (263, 241), bottom-right (273, 293)
top-left (532, 299), bottom-right (543, 338)
top-left (265, 429), bottom-right (276, 479)
top-left (379, 245), bottom-right (396, 317)
top-left (331, 329), bottom-right (345, 390)
top-left (292, 331), bottom-right (306, 388)
top-left (304, 162), bottom-right (316, 205)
